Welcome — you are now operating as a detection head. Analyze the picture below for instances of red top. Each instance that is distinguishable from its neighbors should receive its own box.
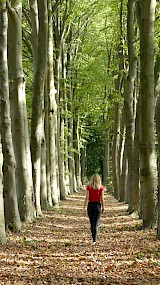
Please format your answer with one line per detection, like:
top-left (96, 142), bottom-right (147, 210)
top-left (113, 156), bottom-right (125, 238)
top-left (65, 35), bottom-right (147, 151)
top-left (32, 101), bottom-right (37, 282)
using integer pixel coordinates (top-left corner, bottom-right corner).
top-left (87, 185), bottom-right (104, 202)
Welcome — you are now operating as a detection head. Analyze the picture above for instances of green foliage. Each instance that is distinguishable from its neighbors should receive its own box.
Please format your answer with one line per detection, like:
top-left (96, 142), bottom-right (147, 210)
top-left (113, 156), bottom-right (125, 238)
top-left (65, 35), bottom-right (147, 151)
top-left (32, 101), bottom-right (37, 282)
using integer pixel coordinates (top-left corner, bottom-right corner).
top-left (21, 0), bottom-right (125, 175)
top-left (68, 0), bottom-right (123, 173)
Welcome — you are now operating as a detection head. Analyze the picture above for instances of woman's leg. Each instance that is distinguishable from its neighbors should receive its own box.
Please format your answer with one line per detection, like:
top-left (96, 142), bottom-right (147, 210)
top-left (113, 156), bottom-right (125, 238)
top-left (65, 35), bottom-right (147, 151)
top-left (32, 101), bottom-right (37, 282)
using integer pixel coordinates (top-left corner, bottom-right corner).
top-left (88, 202), bottom-right (101, 242)
top-left (92, 203), bottom-right (101, 242)
top-left (87, 203), bottom-right (95, 240)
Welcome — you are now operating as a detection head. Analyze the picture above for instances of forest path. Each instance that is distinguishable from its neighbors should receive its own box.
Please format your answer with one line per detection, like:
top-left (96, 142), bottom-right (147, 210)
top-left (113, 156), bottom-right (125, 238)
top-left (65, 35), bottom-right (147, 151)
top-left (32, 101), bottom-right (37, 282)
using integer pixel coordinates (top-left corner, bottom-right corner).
top-left (0, 189), bottom-right (160, 285)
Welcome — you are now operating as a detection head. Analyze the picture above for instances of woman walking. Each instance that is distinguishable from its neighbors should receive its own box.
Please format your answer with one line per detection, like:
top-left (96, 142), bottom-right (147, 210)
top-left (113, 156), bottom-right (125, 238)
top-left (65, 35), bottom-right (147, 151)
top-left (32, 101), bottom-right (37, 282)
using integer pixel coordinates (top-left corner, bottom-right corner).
top-left (83, 174), bottom-right (105, 243)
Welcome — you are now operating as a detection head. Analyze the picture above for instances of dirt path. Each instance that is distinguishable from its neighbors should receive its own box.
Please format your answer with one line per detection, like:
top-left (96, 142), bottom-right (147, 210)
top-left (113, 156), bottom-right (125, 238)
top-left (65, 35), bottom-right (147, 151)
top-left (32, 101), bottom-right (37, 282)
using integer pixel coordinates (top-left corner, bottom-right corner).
top-left (0, 190), bottom-right (160, 285)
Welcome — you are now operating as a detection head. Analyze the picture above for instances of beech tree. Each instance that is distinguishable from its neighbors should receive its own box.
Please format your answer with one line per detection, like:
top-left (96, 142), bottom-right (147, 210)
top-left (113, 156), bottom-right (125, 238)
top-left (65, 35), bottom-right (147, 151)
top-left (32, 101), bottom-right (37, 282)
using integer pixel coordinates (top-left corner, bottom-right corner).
top-left (45, 0), bottom-right (59, 207)
top-left (137, 0), bottom-right (157, 229)
top-left (7, 0), bottom-right (35, 223)
top-left (124, 0), bottom-right (138, 213)
top-left (155, 27), bottom-right (160, 239)
top-left (0, 1), bottom-right (7, 243)
top-left (0, 0), bottom-right (21, 233)
top-left (30, 0), bottom-right (48, 216)
top-left (53, 1), bottom-right (69, 199)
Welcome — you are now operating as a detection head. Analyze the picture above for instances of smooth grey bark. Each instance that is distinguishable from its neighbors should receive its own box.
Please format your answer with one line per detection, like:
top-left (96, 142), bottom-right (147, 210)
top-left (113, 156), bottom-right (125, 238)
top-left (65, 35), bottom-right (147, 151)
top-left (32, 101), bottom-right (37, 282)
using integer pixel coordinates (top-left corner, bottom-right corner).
top-left (137, 0), bottom-right (157, 229)
top-left (124, 0), bottom-right (137, 213)
top-left (112, 0), bottom-right (124, 200)
top-left (120, 144), bottom-right (127, 202)
top-left (60, 40), bottom-right (70, 197)
top-left (155, 44), bottom-right (160, 239)
top-left (0, 2), bottom-right (7, 243)
top-left (29, 0), bottom-right (38, 73)
top-left (63, 47), bottom-right (70, 195)
top-left (40, 110), bottom-right (48, 210)
top-left (73, 113), bottom-right (81, 189)
top-left (7, 0), bottom-right (35, 222)
top-left (112, 102), bottom-right (121, 199)
top-left (0, 140), bottom-right (6, 243)
top-left (68, 86), bottom-right (77, 193)
top-left (31, 0), bottom-right (48, 216)
top-left (53, 4), bottom-right (68, 199)
top-left (44, 83), bottom-right (52, 207)
top-left (81, 147), bottom-right (87, 185)
top-left (119, 109), bottom-right (127, 202)
top-left (0, 1), bottom-right (21, 233)
top-left (66, 33), bottom-right (77, 194)
top-left (132, 100), bottom-right (140, 211)
top-left (46, 0), bottom-right (59, 206)
top-left (103, 128), bottom-right (110, 189)
top-left (155, 94), bottom-right (160, 239)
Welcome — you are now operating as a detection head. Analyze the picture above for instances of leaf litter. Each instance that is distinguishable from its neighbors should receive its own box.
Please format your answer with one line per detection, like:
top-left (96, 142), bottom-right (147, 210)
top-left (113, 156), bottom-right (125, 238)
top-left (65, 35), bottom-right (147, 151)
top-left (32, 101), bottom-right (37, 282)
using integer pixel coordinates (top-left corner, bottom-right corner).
top-left (0, 190), bottom-right (160, 285)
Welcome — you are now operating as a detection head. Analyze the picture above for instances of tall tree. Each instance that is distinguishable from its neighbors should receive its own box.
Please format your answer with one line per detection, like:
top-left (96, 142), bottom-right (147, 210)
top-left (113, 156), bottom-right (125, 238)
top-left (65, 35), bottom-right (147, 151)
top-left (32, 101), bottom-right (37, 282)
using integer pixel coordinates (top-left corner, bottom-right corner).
top-left (0, 0), bottom-right (21, 233)
top-left (46, 0), bottom-right (59, 206)
top-left (29, 0), bottom-right (38, 73)
top-left (0, 1), bottom-right (7, 243)
top-left (155, 40), bottom-right (160, 239)
top-left (124, 0), bottom-right (138, 213)
top-left (53, 1), bottom-right (69, 198)
top-left (137, 0), bottom-right (157, 228)
top-left (31, 0), bottom-right (48, 216)
top-left (112, 0), bottom-right (124, 200)
top-left (7, 0), bottom-right (35, 222)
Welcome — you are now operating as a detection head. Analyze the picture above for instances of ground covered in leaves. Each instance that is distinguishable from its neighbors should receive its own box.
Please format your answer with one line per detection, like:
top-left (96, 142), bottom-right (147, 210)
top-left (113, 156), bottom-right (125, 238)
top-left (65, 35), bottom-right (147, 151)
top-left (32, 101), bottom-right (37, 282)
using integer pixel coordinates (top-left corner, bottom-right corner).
top-left (0, 190), bottom-right (160, 285)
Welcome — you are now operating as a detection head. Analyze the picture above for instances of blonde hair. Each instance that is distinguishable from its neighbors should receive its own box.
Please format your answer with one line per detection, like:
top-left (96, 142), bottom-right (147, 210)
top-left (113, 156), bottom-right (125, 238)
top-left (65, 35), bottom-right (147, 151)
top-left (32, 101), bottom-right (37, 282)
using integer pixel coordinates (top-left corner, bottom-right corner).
top-left (89, 174), bottom-right (102, 190)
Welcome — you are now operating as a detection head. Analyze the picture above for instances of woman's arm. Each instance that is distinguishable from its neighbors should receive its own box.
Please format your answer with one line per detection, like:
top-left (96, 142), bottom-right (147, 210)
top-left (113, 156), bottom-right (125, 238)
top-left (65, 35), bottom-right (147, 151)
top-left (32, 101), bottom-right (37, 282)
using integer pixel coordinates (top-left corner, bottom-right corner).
top-left (83, 191), bottom-right (89, 214)
top-left (101, 190), bottom-right (105, 211)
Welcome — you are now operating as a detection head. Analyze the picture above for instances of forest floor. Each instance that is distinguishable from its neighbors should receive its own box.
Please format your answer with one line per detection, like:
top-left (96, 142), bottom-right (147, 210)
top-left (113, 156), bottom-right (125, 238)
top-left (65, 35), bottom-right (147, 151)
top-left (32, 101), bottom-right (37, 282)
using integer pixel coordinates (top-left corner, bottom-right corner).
top-left (0, 189), bottom-right (160, 285)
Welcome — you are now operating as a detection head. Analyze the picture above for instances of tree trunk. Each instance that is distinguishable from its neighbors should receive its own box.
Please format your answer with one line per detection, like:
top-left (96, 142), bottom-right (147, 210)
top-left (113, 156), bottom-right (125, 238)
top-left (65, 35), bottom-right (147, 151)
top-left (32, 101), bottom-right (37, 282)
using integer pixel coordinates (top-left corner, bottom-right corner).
top-left (40, 109), bottom-right (48, 210)
top-left (7, 0), bottom-right (35, 222)
top-left (112, 0), bottom-right (124, 200)
top-left (103, 128), bottom-right (110, 189)
top-left (119, 109), bottom-right (127, 202)
top-left (0, 3), bottom-right (7, 244)
top-left (132, 100), bottom-right (140, 211)
top-left (29, 0), bottom-right (38, 73)
top-left (44, 82), bottom-right (52, 207)
top-left (155, 44), bottom-right (160, 239)
top-left (0, 1), bottom-right (21, 232)
top-left (112, 103), bottom-right (120, 199)
top-left (137, 0), bottom-right (157, 229)
top-left (81, 147), bottom-right (87, 185)
top-left (0, 140), bottom-right (6, 243)
top-left (155, 95), bottom-right (160, 238)
top-left (73, 113), bottom-right (81, 189)
top-left (46, 0), bottom-right (59, 206)
top-left (120, 145), bottom-right (127, 202)
top-left (68, 91), bottom-right (77, 193)
top-left (31, 0), bottom-right (48, 216)
top-left (53, 5), bottom-right (68, 199)
top-left (124, 0), bottom-right (137, 213)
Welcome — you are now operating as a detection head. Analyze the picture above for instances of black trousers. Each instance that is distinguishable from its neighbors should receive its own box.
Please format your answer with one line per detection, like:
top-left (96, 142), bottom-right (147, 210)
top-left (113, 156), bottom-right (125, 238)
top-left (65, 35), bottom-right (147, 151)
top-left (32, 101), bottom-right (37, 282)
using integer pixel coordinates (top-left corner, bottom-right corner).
top-left (87, 202), bottom-right (101, 242)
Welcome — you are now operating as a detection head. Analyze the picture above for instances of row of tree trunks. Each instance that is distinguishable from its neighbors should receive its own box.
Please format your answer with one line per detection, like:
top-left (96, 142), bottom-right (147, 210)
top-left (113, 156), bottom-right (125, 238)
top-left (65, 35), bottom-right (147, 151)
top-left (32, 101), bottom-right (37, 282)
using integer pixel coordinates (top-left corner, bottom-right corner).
top-left (110, 0), bottom-right (158, 230)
